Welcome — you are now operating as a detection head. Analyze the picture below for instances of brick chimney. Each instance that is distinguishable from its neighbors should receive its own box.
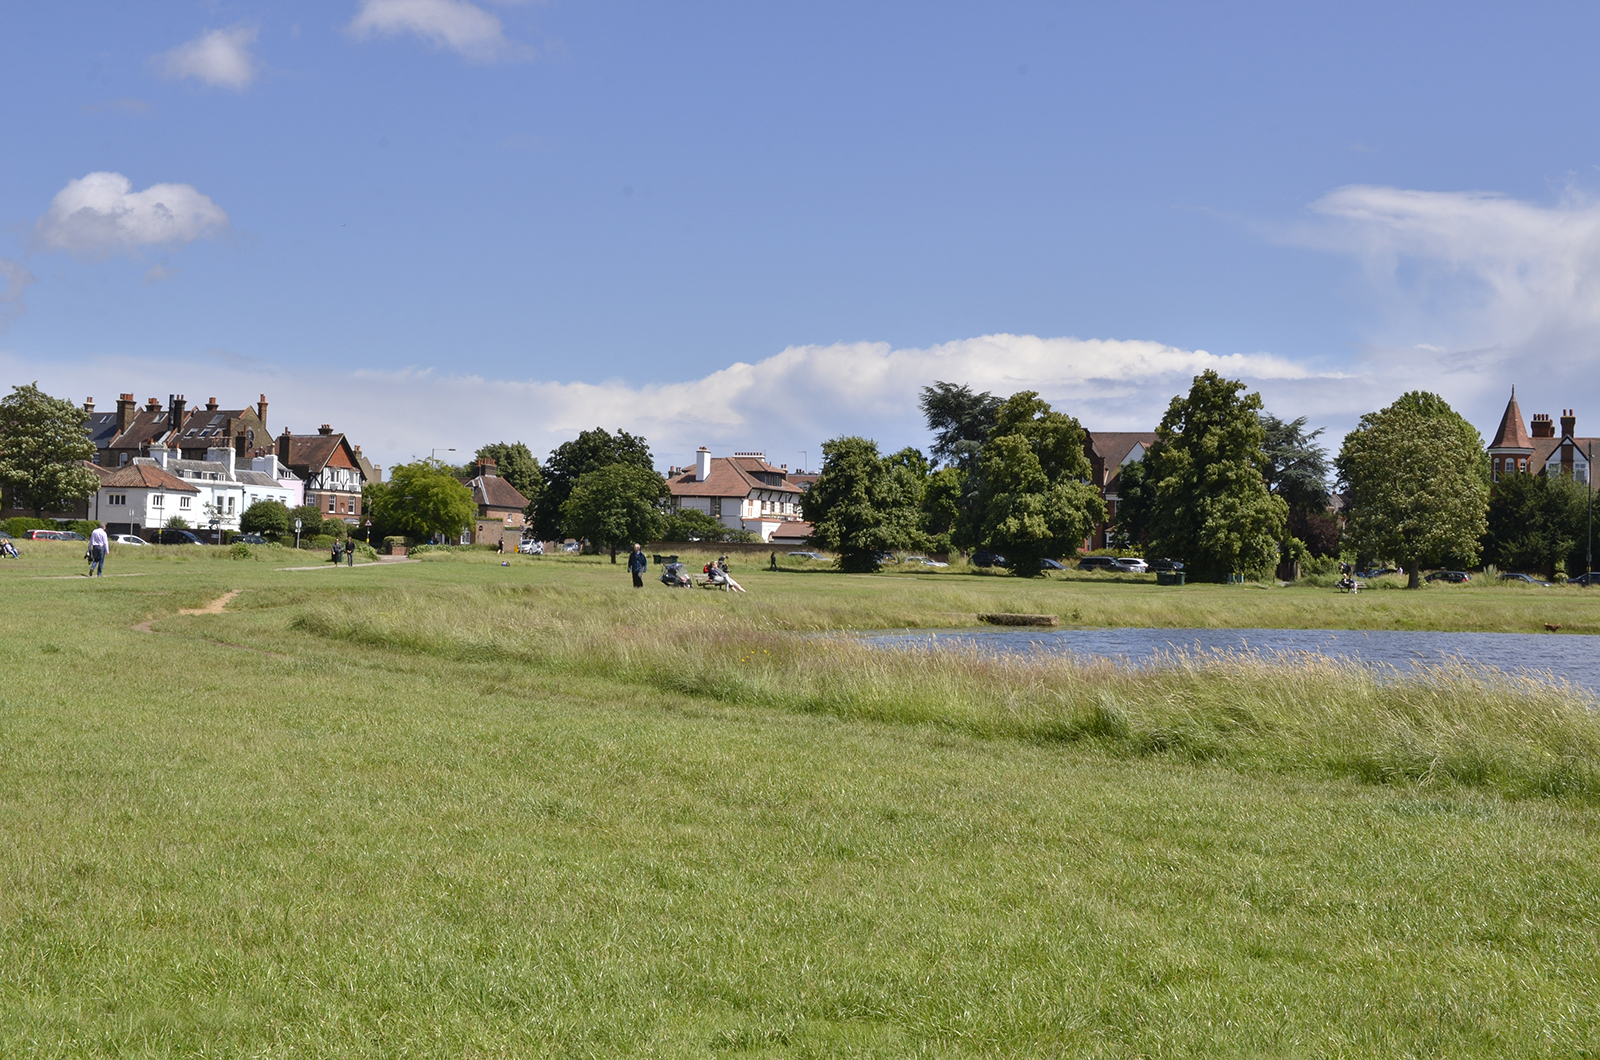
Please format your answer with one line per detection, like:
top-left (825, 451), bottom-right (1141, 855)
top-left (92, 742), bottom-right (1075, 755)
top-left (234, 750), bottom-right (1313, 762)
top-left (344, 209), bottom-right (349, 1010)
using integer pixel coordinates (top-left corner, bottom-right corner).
top-left (168, 394), bottom-right (187, 434)
top-left (145, 397), bottom-right (162, 413)
top-left (318, 424), bottom-right (333, 436)
top-left (1532, 413), bottom-right (1555, 438)
top-left (257, 394), bottom-right (268, 432)
top-left (477, 457), bottom-right (498, 478)
top-left (116, 394), bottom-right (136, 434)
top-left (83, 397), bottom-right (94, 413)
top-left (206, 397), bottom-right (218, 411)
top-left (278, 428), bottom-right (293, 460)
top-left (1561, 410), bottom-right (1576, 438)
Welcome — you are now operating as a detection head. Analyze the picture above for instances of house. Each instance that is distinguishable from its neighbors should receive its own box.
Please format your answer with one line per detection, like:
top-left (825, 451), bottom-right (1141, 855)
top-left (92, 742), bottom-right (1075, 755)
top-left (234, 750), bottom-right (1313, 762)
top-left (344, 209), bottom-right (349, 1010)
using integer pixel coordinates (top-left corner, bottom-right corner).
top-left (89, 461), bottom-right (201, 537)
top-left (665, 448), bottom-right (806, 542)
top-left (768, 521), bottom-right (815, 547)
top-left (1487, 390), bottom-right (1598, 484)
top-left (277, 426), bottom-right (367, 524)
top-left (462, 458), bottom-right (529, 547)
top-left (0, 461), bottom-right (109, 522)
top-left (87, 393), bottom-right (271, 467)
top-left (1082, 430), bottom-right (1158, 549)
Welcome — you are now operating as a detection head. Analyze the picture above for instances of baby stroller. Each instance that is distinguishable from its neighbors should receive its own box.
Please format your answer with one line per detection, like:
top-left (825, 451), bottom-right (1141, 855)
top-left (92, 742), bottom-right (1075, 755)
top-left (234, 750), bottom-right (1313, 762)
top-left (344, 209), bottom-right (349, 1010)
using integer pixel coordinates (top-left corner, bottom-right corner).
top-left (660, 561), bottom-right (692, 588)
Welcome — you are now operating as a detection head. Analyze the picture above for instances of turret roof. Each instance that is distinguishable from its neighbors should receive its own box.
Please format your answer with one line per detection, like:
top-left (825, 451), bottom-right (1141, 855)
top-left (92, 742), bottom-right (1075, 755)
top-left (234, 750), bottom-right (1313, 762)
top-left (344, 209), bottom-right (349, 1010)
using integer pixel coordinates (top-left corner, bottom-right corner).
top-left (1488, 389), bottom-right (1534, 451)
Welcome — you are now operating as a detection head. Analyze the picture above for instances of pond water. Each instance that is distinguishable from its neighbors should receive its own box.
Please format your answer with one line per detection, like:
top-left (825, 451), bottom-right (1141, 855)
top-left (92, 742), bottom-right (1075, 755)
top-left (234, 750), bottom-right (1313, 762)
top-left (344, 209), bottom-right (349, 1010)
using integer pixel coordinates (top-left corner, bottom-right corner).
top-left (862, 626), bottom-right (1600, 693)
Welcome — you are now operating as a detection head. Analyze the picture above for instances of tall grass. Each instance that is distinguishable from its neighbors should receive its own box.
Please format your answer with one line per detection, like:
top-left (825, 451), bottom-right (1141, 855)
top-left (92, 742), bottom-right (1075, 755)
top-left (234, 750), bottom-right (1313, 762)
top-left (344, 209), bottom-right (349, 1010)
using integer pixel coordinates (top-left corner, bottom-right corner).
top-left (290, 582), bottom-right (1600, 803)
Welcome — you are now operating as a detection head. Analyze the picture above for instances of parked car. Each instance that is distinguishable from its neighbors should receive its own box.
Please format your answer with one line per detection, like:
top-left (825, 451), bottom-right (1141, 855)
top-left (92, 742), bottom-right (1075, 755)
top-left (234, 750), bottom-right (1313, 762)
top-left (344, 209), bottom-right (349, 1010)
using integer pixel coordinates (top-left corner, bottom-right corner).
top-left (1358, 567), bottom-right (1399, 579)
top-left (561, 542), bottom-right (581, 552)
top-left (787, 550), bottom-right (827, 561)
top-left (154, 529), bottom-right (204, 545)
top-left (874, 551), bottom-right (897, 564)
top-left (518, 539), bottom-right (544, 555)
top-left (110, 534), bottom-right (147, 545)
top-left (971, 550), bottom-right (1009, 568)
top-left (1424, 570), bottom-right (1470, 583)
top-left (1572, 572), bottom-right (1600, 586)
top-left (233, 533), bottom-right (267, 544)
top-left (1077, 556), bottom-right (1119, 571)
top-left (1038, 558), bottom-right (1068, 571)
top-left (25, 528), bottom-right (84, 541)
top-left (1149, 558), bottom-right (1184, 572)
top-left (1498, 571), bottom-right (1551, 586)
top-left (1115, 557), bottom-right (1149, 573)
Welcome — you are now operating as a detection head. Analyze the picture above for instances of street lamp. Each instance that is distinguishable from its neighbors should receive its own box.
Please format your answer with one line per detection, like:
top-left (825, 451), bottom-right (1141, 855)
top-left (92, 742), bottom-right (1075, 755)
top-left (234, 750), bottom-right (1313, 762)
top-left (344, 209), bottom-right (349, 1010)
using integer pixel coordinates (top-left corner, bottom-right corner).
top-left (430, 447), bottom-right (455, 464)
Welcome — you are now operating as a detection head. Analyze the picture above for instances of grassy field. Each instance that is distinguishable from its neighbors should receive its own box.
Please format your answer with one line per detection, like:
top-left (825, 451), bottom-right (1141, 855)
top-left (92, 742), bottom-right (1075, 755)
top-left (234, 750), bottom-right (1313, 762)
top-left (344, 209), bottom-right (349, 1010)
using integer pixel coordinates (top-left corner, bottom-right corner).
top-left (3, 541), bottom-right (1599, 1057)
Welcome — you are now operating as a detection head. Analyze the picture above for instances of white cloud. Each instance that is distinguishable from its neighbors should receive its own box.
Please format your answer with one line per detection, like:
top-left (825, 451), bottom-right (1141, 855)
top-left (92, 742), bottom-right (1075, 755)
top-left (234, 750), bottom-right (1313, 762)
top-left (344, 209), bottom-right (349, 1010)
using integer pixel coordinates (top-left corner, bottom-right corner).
top-left (348, 0), bottom-right (527, 62)
top-left (0, 334), bottom-right (1354, 473)
top-left (158, 26), bottom-right (259, 90)
top-left (0, 259), bottom-right (33, 330)
top-left (31, 172), bottom-right (230, 261)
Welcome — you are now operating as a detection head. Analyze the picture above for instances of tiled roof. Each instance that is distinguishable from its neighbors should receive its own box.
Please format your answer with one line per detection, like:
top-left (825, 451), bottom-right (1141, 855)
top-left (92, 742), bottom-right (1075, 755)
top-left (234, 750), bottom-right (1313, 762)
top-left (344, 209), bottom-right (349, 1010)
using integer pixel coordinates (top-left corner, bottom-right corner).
top-left (768, 520), bottom-right (814, 539)
top-left (668, 457), bottom-right (802, 499)
top-left (280, 434), bottom-right (347, 474)
top-left (100, 463), bottom-right (199, 491)
top-left (236, 470), bottom-right (283, 488)
top-left (468, 475), bottom-right (529, 510)
top-left (1531, 436), bottom-right (1600, 469)
top-left (1087, 431), bottom-right (1158, 468)
top-left (1489, 392), bottom-right (1535, 451)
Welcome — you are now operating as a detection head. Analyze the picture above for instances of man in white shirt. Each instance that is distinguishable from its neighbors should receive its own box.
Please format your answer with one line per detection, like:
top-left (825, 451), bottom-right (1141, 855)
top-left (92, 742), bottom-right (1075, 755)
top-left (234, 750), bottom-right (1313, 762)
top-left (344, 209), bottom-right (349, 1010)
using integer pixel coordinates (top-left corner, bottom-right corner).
top-left (88, 526), bottom-right (109, 577)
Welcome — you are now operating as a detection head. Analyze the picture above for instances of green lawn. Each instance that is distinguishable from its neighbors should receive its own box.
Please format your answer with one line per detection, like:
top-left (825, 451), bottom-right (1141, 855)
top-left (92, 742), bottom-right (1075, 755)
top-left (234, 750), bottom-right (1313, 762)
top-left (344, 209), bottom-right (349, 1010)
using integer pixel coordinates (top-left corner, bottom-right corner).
top-left (2, 542), bottom-right (1598, 1056)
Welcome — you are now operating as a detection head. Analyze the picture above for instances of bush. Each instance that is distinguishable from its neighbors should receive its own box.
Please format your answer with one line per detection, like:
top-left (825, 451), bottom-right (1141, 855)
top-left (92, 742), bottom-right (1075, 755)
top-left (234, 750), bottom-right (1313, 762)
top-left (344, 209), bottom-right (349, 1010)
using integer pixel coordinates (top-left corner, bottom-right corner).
top-left (3, 517), bottom-right (53, 537)
top-left (289, 505), bottom-right (324, 538)
top-left (68, 520), bottom-right (101, 537)
top-left (165, 515), bottom-right (191, 529)
top-left (309, 534), bottom-right (336, 549)
top-left (383, 535), bottom-right (408, 553)
top-left (229, 542), bottom-right (252, 560)
top-left (241, 499), bottom-right (291, 537)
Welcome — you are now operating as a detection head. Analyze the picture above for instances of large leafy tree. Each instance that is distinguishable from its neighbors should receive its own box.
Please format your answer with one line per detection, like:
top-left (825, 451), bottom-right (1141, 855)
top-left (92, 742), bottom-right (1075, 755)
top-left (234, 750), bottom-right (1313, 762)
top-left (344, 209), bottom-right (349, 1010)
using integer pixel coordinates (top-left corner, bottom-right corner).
top-left (561, 463), bottom-right (667, 562)
top-left (240, 499), bottom-right (291, 538)
top-left (1145, 371), bottom-right (1287, 581)
top-left (1259, 413), bottom-right (1339, 558)
top-left (534, 428), bottom-right (654, 541)
top-left (919, 381), bottom-right (1001, 471)
top-left (474, 441), bottom-right (544, 514)
top-left (921, 466), bottom-right (965, 554)
top-left (967, 391), bottom-right (1105, 575)
top-left (0, 383), bottom-right (100, 517)
top-left (366, 460), bottom-right (476, 542)
top-left (659, 508), bottom-right (758, 543)
top-left (1108, 456), bottom-right (1154, 550)
top-left (802, 436), bottom-right (928, 572)
top-left (1337, 395), bottom-right (1488, 588)
top-left (1484, 468), bottom-right (1589, 579)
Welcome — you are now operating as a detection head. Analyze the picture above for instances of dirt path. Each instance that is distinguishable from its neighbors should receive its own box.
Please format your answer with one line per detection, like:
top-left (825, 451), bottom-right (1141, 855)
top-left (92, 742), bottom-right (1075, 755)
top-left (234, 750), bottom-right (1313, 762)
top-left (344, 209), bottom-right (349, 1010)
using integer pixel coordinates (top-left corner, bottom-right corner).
top-left (179, 589), bottom-right (241, 615)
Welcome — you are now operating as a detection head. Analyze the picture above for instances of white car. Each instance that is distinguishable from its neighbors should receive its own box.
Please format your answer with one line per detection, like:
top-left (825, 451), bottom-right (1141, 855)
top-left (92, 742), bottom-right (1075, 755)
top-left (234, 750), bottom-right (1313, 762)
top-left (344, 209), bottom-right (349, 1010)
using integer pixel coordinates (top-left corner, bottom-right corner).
top-left (1115, 557), bottom-right (1149, 573)
top-left (518, 540), bottom-right (544, 555)
top-left (111, 534), bottom-right (147, 545)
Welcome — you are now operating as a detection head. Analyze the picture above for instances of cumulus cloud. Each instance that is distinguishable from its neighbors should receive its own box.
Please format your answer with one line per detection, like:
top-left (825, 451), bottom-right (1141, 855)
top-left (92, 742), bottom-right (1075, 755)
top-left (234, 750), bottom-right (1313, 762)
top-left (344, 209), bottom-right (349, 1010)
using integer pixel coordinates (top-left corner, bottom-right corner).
top-left (158, 26), bottom-right (259, 89)
top-left (31, 172), bottom-right (230, 260)
top-left (348, 0), bottom-right (528, 62)
top-left (0, 259), bottom-right (34, 330)
top-left (0, 334), bottom-right (1357, 472)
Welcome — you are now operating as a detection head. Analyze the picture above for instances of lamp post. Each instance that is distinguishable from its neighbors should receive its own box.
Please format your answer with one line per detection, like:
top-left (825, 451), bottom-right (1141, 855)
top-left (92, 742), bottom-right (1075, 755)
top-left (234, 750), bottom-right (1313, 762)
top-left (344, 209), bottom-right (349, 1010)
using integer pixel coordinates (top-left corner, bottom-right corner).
top-left (430, 447), bottom-right (455, 464)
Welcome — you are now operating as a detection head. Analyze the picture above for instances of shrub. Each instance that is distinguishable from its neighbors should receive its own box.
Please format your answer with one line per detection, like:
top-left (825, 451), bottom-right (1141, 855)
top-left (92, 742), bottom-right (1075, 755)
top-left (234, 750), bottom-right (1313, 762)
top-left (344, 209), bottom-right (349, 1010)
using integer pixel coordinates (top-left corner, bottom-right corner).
top-left (241, 499), bottom-right (291, 537)
top-left (68, 520), bottom-right (101, 537)
top-left (309, 534), bottom-right (336, 549)
top-left (229, 542), bottom-right (252, 560)
top-left (3, 517), bottom-right (53, 537)
top-left (289, 505), bottom-right (324, 538)
top-left (165, 515), bottom-right (191, 529)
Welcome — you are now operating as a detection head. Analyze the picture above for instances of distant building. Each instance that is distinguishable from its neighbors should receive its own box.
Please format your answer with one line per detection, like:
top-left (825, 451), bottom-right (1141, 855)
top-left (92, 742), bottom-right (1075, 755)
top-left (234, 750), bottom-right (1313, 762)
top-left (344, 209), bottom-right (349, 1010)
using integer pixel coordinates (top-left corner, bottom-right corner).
top-left (1488, 389), bottom-right (1596, 483)
top-left (87, 393), bottom-right (271, 467)
top-left (89, 461), bottom-right (200, 537)
top-left (1082, 430), bottom-right (1158, 549)
top-left (665, 448), bottom-right (805, 542)
top-left (462, 458), bottom-right (529, 546)
top-left (277, 426), bottom-right (367, 524)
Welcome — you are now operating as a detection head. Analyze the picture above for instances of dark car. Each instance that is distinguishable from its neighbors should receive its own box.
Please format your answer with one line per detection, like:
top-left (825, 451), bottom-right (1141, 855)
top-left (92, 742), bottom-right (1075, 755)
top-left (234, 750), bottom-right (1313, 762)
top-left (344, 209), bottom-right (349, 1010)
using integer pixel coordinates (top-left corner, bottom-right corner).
top-left (1572, 572), bottom-right (1600, 586)
top-left (155, 529), bottom-right (204, 545)
top-left (971, 550), bottom-right (1009, 568)
top-left (1078, 556), bottom-right (1119, 571)
top-left (1038, 558), bottom-right (1067, 571)
top-left (1498, 571), bottom-right (1551, 586)
top-left (1425, 570), bottom-right (1471, 583)
top-left (1149, 558), bottom-right (1184, 572)
top-left (233, 533), bottom-right (267, 545)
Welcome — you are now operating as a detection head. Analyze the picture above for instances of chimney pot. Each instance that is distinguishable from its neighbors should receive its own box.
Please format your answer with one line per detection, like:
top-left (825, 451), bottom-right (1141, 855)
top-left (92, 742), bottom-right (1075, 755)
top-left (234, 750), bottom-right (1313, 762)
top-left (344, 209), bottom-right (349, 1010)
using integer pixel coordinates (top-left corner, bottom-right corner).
top-left (206, 397), bottom-right (218, 411)
top-left (83, 397), bottom-right (94, 413)
top-left (318, 424), bottom-right (333, 435)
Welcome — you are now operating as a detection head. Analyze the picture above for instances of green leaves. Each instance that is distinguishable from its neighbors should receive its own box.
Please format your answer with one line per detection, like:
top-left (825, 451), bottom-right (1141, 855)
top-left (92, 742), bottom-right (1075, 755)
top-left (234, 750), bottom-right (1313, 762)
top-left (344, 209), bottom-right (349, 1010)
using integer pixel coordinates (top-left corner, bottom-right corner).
top-left (560, 463), bottom-right (667, 558)
top-left (0, 383), bottom-right (100, 516)
top-left (802, 437), bottom-right (929, 572)
top-left (367, 461), bottom-right (476, 541)
top-left (1145, 371), bottom-right (1286, 581)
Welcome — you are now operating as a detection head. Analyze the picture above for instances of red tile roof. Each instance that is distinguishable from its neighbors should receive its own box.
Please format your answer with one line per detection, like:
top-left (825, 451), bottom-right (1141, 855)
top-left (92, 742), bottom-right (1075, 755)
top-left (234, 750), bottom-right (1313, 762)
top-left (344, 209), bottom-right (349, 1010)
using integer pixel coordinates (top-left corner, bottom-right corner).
top-left (667, 457), bottom-right (802, 498)
top-left (100, 463), bottom-right (200, 491)
top-left (1489, 391), bottom-right (1534, 451)
top-left (467, 474), bottom-right (529, 511)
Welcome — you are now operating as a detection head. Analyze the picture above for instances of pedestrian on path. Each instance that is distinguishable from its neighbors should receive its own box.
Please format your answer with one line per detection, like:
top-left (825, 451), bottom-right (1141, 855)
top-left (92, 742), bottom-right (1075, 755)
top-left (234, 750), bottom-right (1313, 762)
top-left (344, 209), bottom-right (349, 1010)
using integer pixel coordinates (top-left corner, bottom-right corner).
top-left (628, 543), bottom-right (647, 588)
top-left (87, 525), bottom-right (108, 577)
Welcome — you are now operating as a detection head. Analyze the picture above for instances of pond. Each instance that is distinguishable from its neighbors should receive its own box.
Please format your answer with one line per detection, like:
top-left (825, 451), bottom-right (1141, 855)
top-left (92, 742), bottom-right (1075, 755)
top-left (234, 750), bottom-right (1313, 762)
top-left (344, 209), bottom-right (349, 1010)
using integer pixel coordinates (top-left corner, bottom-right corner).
top-left (862, 626), bottom-right (1600, 693)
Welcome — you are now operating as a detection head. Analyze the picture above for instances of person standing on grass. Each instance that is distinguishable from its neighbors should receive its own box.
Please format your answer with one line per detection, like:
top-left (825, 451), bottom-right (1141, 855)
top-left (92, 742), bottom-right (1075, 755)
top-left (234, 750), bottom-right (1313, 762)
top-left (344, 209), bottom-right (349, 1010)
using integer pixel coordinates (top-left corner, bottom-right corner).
top-left (87, 525), bottom-right (108, 577)
top-left (347, 539), bottom-right (355, 566)
top-left (628, 543), bottom-right (647, 588)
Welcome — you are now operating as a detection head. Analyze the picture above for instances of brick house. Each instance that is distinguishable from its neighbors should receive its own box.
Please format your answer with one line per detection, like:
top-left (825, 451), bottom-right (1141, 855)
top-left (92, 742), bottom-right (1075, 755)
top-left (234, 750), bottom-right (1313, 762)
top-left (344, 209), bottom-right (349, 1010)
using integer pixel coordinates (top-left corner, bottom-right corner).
top-left (1082, 430), bottom-right (1158, 549)
top-left (463, 458), bottom-right (529, 546)
top-left (277, 426), bottom-right (367, 525)
top-left (1488, 389), bottom-right (1596, 484)
top-left (87, 393), bottom-right (270, 467)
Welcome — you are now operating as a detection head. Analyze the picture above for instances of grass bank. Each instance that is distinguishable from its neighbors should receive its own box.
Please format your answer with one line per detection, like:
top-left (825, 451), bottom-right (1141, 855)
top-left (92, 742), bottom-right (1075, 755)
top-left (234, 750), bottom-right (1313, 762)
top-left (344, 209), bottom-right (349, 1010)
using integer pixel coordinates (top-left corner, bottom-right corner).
top-left (2, 544), bottom-right (1600, 1055)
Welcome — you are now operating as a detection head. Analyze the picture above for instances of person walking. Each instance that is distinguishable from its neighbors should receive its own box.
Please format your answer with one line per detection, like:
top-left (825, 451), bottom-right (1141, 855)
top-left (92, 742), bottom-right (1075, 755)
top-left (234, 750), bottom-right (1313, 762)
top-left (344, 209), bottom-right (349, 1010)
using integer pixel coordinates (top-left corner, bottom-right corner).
top-left (347, 539), bottom-right (355, 566)
top-left (628, 543), bottom-right (647, 588)
top-left (87, 525), bottom-right (108, 577)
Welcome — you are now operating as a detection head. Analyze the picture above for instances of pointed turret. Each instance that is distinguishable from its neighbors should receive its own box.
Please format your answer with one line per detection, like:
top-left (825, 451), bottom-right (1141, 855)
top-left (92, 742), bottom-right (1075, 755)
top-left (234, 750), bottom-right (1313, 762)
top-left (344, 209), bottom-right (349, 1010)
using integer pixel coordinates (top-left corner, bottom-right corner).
top-left (1487, 387), bottom-right (1535, 480)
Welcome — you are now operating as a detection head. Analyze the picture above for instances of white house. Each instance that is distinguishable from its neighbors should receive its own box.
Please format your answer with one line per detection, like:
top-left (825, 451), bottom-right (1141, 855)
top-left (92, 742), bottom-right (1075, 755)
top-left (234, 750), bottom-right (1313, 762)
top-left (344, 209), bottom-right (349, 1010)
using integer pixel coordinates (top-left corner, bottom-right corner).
top-left (239, 453), bottom-right (303, 511)
top-left (665, 448), bottom-right (807, 542)
top-left (90, 461), bottom-right (201, 537)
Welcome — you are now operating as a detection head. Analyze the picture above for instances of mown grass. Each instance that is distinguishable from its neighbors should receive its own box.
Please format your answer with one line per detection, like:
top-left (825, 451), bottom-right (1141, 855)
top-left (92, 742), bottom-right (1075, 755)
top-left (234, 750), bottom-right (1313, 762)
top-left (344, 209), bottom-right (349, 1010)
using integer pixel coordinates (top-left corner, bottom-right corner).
top-left (3, 543), bottom-right (1600, 1056)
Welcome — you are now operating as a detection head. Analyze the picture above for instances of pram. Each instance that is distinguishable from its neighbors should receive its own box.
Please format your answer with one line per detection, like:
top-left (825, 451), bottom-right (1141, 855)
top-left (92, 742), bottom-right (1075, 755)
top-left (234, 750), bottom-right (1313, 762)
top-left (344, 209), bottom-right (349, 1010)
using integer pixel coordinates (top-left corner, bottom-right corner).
top-left (660, 561), bottom-right (692, 587)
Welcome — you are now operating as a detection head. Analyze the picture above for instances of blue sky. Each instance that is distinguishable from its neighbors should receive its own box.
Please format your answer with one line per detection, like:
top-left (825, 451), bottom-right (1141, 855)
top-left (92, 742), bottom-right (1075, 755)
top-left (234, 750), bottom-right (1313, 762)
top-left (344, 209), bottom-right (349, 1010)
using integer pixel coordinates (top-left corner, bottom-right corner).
top-left (5, 2), bottom-right (1600, 471)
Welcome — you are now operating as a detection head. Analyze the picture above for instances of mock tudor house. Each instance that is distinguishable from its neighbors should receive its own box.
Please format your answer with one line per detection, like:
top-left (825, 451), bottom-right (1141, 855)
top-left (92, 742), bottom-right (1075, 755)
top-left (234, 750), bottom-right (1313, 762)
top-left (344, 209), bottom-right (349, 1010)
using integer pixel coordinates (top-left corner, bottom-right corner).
top-left (1488, 389), bottom-right (1597, 484)
top-left (463, 458), bottom-right (530, 547)
top-left (277, 426), bottom-right (366, 525)
top-left (1082, 429), bottom-right (1158, 549)
top-left (665, 448), bottom-right (806, 542)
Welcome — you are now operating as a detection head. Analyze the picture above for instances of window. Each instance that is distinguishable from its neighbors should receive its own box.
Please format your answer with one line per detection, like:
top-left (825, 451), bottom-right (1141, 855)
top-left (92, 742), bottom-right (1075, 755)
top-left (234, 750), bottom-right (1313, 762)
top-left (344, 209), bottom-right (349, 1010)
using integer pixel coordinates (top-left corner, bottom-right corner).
top-left (710, 497), bottom-right (721, 517)
top-left (227, 496), bottom-right (235, 513)
top-left (153, 494), bottom-right (164, 507)
top-left (108, 493), bottom-right (126, 506)
top-left (179, 496), bottom-right (191, 509)
top-left (328, 498), bottom-right (336, 512)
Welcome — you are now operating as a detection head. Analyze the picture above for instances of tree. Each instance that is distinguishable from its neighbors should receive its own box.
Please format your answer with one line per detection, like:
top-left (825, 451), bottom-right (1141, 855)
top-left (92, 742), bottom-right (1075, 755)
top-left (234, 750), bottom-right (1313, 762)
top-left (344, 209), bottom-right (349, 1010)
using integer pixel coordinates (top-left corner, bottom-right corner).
top-left (474, 441), bottom-right (544, 514)
top-left (1484, 469), bottom-right (1588, 579)
top-left (1145, 371), bottom-right (1287, 581)
top-left (802, 436), bottom-right (928, 572)
top-left (1259, 413), bottom-right (1339, 559)
top-left (1108, 456), bottom-right (1154, 550)
top-left (659, 508), bottom-right (758, 543)
top-left (1337, 397), bottom-right (1488, 588)
top-left (920, 381), bottom-right (1001, 471)
top-left (288, 504), bottom-right (324, 540)
top-left (0, 383), bottom-right (100, 517)
top-left (534, 428), bottom-right (655, 541)
top-left (921, 466), bottom-right (964, 553)
top-left (560, 464), bottom-right (667, 561)
top-left (165, 515), bottom-right (190, 529)
top-left (967, 392), bottom-right (1105, 575)
top-left (240, 499), bottom-right (291, 538)
top-left (366, 461), bottom-right (476, 543)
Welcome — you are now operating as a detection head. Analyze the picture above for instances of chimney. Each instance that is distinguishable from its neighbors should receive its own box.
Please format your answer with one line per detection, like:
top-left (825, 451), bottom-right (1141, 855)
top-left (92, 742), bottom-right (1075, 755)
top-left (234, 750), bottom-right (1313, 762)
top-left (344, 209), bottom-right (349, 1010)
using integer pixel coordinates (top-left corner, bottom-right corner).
top-left (478, 457), bottom-right (498, 478)
top-left (169, 395), bottom-right (187, 434)
top-left (318, 424), bottom-right (333, 436)
top-left (278, 428), bottom-right (292, 461)
top-left (146, 397), bottom-right (162, 412)
top-left (1532, 413), bottom-right (1555, 438)
top-left (205, 446), bottom-right (236, 476)
top-left (83, 397), bottom-right (94, 413)
top-left (1561, 410), bottom-right (1576, 438)
top-left (149, 443), bottom-right (171, 469)
top-left (257, 394), bottom-right (268, 432)
top-left (235, 431), bottom-right (249, 457)
top-left (116, 394), bottom-right (136, 434)
top-left (695, 446), bottom-right (711, 482)
top-left (206, 397), bottom-right (218, 411)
